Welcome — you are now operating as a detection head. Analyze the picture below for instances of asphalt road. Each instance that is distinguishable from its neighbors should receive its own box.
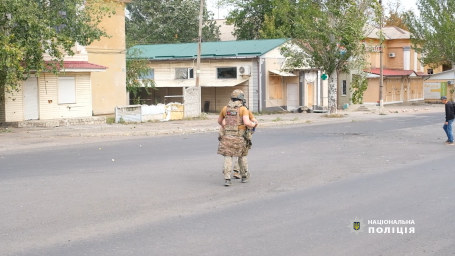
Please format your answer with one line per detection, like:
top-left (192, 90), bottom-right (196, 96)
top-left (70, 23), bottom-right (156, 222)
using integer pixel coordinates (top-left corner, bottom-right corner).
top-left (1, 112), bottom-right (454, 256)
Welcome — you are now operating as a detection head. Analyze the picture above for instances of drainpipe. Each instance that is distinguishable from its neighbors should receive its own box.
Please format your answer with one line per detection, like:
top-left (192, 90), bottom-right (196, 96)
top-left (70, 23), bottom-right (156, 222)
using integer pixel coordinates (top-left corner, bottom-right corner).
top-left (257, 58), bottom-right (260, 112)
top-left (317, 70), bottom-right (321, 106)
top-left (299, 71), bottom-right (304, 107)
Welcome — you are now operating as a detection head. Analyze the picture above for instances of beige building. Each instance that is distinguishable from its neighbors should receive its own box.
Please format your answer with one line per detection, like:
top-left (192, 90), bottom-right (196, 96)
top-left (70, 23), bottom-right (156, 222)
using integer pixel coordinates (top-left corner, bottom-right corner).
top-left (424, 70), bottom-right (455, 102)
top-left (214, 19), bottom-right (236, 42)
top-left (0, 0), bottom-right (128, 123)
top-left (340, 26), bottom-right (442, 107)
top-left (129, 39), bottom-right (324, 112)
top-left (87, 0), bottom-right (130, 115)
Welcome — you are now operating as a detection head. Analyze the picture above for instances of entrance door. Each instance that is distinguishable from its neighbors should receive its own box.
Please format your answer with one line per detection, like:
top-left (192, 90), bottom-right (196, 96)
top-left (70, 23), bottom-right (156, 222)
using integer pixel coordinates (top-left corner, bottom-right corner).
top-left (23, 77), bottom-right (39, 120)
top-left (307, 82), bottom-right (314, 107)
top-left (287, 83), bottom-right (299, 110)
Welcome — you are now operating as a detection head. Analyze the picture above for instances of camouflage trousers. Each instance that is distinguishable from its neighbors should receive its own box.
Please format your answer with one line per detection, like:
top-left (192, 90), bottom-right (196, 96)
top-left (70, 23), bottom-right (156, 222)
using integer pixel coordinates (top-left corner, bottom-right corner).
top-left (223, 156), bottom-right (249, 180)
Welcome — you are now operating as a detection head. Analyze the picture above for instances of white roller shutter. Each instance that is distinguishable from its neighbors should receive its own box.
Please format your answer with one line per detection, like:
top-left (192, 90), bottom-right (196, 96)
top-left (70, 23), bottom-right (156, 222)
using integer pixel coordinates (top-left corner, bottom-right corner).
top-left (58, 76), bottom-right (76, 104)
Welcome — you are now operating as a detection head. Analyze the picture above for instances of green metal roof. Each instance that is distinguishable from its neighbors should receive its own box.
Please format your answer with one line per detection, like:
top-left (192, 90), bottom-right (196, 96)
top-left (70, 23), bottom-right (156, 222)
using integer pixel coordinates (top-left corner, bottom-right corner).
top-left (129, 39), bottom-right (289, 60)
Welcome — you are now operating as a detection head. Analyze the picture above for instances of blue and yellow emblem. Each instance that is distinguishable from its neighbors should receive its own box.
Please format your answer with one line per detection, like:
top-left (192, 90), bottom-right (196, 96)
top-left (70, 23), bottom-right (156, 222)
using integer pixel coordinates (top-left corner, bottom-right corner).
top-left (347, 217), bottom-right (366, 235)
top-left (353, 222), bottom-right (360, 231)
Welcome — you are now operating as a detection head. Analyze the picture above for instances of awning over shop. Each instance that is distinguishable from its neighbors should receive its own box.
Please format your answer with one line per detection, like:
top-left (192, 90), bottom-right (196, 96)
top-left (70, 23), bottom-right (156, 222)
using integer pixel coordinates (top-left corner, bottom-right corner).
top-left (269, 69), bottom-right (296, 77)
top-left (366, 73), bottom-right (380, 78)
top-left (153, 78), bottom-right (249, 88)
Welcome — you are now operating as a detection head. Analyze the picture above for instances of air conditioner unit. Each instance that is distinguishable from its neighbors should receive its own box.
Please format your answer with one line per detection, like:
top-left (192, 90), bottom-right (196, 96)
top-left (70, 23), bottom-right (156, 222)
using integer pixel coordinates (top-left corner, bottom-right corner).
top-left (389, 53), bottom-right (396, 58)
top-left (238, 65), bottom-right (251, 76)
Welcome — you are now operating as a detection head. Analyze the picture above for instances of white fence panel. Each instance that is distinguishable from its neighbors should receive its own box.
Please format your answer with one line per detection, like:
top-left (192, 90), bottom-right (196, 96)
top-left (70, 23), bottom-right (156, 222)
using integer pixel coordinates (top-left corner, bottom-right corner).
top-left (115, 105), bottom-right (142, 123)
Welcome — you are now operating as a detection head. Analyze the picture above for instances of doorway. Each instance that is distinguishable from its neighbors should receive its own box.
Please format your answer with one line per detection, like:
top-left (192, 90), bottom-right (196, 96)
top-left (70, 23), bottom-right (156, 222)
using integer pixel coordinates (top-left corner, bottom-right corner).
top-left (23, 77), bottom-right (39, 120)
top-left (307, 82), bottom-right (314, 107)
top-left (287, 83), bottom-right (299, 110)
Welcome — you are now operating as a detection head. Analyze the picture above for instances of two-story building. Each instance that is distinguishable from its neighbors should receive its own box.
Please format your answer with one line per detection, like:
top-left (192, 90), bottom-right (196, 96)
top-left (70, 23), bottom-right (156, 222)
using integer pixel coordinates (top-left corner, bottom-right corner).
top-left (339, 26), bottom-right (437, 107)
top-left (129, 39), bottom-right (327, 113)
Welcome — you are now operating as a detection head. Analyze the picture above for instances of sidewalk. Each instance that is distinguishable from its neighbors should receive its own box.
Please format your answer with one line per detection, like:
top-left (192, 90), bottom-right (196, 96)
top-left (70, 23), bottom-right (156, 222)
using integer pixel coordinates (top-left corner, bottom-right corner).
top-left (0, 104), bottom-right (444, 152)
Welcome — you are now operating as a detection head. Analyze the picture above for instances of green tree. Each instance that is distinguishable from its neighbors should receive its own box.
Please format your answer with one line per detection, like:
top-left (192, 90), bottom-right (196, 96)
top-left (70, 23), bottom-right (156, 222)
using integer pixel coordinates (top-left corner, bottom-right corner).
top-left (0, 0), bottom-right (115, 94)
top-left (126, 0), bottom-right (220, 46)
top-left (126, 48), bottom-right (156, 104)
top-left (259, 0), bottom-right (300, 39)
top-left (281, 0), bottom-right (373, 113)
top-left (404, 0), bottom-right (455, 70)
top-left (217, 0), bottom-right (298, 40)
top-left (220, 0), bottom-right (274, 40)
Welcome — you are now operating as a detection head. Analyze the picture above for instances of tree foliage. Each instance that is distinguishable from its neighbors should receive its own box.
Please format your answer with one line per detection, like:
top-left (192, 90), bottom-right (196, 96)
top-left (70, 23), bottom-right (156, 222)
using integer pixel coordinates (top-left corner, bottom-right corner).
top-left (350, 73), bottom-right (369, 104)
top-left (0, 0), bottom-right (115, 94)
top-left (259, 0), bottom-right (300, 39)
top-left (216, 0), bottom-right (299, 40)
top-left (126, 0), bottom-right (220, 46)
top-left (404, 0), bottom-right (455, 69)
top-left (281, 0), bottom-right (373, 113)
top-left (383, 0), bottom-right (409, 30)
top-left (126, 48), bottom-right (156, 104)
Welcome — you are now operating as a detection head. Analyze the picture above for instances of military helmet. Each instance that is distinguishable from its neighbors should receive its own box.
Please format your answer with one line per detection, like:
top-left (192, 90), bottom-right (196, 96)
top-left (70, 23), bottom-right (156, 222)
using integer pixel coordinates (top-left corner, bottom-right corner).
top-left (231, 89), bottom-right (244, 101)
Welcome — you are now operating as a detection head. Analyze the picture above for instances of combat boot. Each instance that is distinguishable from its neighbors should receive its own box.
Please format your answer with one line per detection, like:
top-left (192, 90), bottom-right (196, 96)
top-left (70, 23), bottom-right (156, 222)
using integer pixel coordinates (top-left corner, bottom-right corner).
top-left (225, 179), bottom-right (232, 186)
top-left (233, 170), bottom-right (241, 179)
top-left (241, 172), bottom-right (250, 183)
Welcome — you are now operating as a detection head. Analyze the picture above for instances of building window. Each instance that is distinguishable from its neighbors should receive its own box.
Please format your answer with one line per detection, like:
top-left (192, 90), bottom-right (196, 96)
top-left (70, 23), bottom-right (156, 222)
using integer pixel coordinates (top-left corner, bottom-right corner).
top-left (427, 69), bottom-right (433, 74)
top-left (217, 67), bottom-right (237, 79)
top-left (141, 69), bottom-right (154, 79)
top-left (342, 80), bottom-right (347, 95)
top-left (175, 68), bottom-right (193, 79)
top-left (58, 76), bottom-right (76, 104)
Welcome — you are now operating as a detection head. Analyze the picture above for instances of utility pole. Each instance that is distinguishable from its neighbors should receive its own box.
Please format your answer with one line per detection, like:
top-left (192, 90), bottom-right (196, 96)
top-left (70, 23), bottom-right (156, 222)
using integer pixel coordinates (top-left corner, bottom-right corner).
top-left (379, 0), bottom-right (384, 114)
top-left (194, 0), bottom-right (203, 116)
top-left (196, 0), bottom-right (203, 88)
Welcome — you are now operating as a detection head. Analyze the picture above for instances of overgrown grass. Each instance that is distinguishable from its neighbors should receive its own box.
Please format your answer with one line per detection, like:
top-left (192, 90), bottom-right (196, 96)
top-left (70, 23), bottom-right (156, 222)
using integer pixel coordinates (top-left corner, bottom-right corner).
top-left (184, 112), bottom-right (209, 120)
top-left (322, 114), bottom-right (345, 118)
top-left (266, 111), bottom-right (288, 115)
top-left (272, 117), bottom-right (283, 122)
top-left (0, 128), bottom-right (12, 133)
top-left (118, 117), bottom-right (126, 124)
top-left (291, 117), bottom-right (299, 121)
top-left (305, 120), bottom-right (312, 124)
top-left (106, 117), bottom-right (115, 124)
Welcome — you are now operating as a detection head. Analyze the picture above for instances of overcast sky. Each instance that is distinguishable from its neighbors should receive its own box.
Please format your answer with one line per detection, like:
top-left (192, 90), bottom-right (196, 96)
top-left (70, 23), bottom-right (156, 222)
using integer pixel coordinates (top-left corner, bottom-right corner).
top-left (207, 0), bottom-right (419, 20)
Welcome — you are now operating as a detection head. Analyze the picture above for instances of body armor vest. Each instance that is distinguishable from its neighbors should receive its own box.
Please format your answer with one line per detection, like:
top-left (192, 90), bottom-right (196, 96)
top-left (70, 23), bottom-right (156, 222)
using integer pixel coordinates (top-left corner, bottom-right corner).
top-left (224, 102), bottom-right (244, 136)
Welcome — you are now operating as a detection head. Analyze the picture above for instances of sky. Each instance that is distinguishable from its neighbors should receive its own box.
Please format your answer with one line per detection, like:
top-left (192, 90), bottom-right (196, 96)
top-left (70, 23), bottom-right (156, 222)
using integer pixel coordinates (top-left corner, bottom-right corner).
top-left (207, 0), bottom-right (419, 20)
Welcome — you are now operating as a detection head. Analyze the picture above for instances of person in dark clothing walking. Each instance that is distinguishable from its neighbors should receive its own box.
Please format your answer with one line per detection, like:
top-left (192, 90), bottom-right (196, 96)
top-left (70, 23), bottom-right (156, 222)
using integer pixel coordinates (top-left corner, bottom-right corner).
top-left (441, 96), bottom-right (454, 145)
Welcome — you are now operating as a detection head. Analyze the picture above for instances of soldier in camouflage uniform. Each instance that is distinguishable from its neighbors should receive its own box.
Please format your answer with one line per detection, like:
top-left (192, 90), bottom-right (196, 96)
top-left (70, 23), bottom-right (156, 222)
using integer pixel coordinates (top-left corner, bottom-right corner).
top-left (217, 89), bottom-right (257, 186)
top-left (233, 109), bottom-right (257, 179)
top-left (219, 106), bottom-right (258, 179)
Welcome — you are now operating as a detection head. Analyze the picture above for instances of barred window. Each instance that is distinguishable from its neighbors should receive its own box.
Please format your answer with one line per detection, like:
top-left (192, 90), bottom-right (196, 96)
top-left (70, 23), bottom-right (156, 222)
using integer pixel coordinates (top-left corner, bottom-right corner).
top-left (342, 80), bottom-right (347, 95)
